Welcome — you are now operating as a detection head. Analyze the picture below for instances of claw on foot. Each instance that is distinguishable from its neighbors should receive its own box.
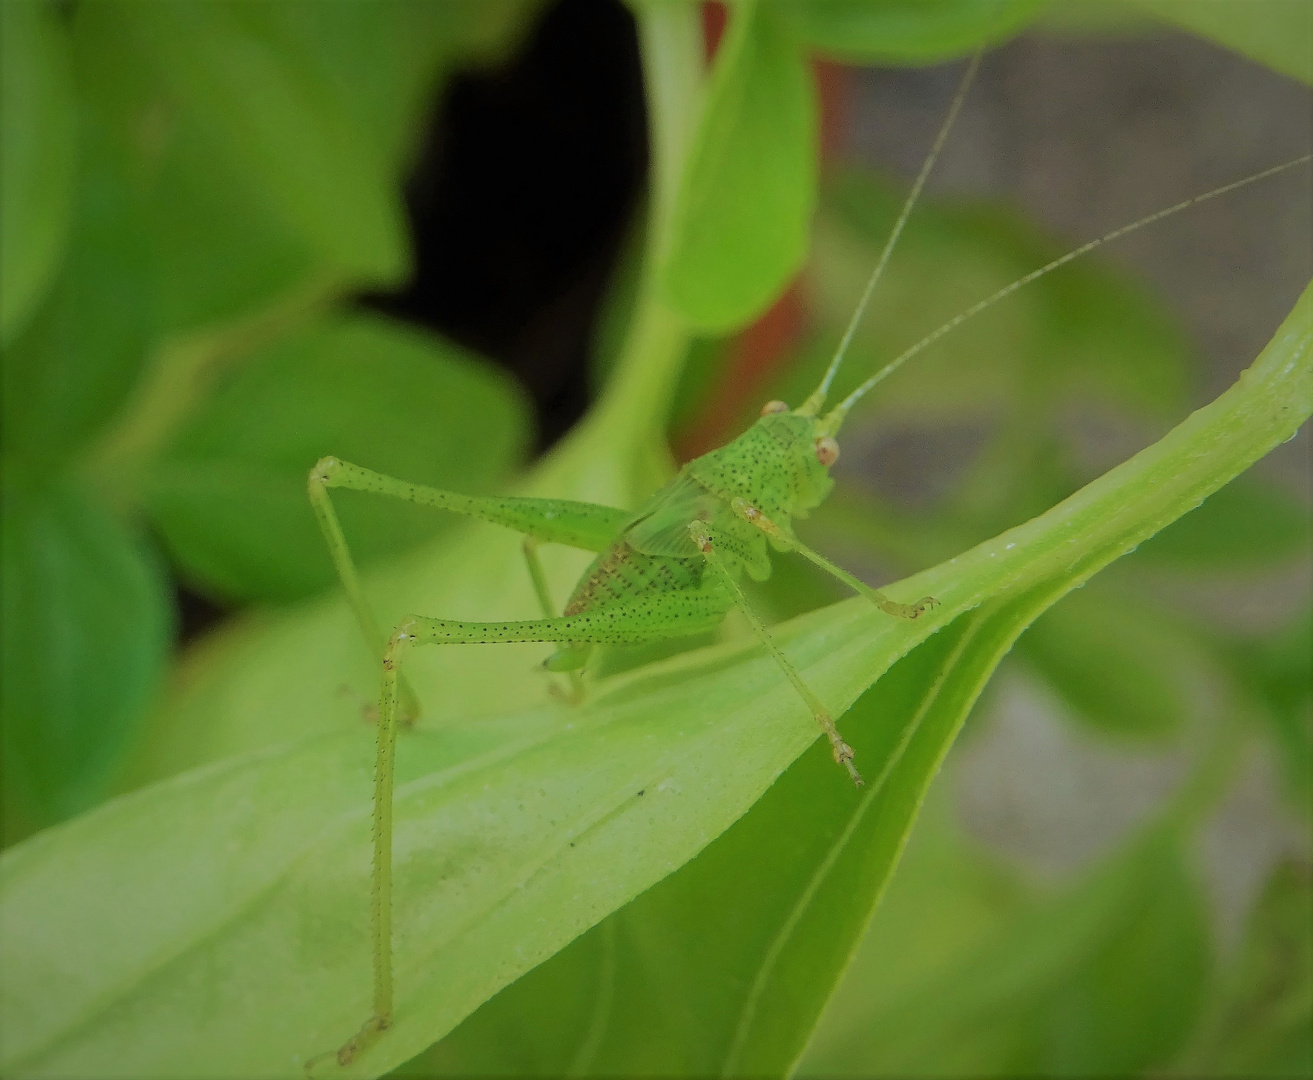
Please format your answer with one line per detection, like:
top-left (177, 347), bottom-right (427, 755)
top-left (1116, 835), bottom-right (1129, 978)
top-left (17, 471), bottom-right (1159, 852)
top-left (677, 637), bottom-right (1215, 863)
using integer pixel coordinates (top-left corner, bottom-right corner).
top-left (306, 1014), bottom-right (390, 1076)
top-left (830, 735), bottom-right (864, 787)
top-left (896, 595), bottom-right (940, 619)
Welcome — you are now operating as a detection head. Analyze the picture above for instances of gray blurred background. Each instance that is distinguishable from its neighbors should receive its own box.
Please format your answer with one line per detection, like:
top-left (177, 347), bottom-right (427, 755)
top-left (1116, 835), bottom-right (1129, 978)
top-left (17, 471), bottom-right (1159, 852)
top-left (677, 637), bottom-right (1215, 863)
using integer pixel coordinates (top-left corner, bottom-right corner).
top-left (841, 21), bottom-right (1311, 946)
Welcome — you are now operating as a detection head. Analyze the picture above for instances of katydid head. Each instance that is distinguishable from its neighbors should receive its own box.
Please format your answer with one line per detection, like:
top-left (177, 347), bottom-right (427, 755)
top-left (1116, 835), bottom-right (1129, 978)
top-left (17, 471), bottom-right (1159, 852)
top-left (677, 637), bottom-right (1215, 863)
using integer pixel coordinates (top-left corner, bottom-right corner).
top-left (762, 397), bottom-right (842, 470)
top-left (736, 402), bottom-right (837, 517)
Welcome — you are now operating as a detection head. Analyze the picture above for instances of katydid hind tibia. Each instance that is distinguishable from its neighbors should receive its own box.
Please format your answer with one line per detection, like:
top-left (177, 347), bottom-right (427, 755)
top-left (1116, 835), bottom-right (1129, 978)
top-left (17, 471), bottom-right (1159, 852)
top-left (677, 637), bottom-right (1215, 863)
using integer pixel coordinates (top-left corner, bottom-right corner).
top-left (304, 46), bottom-right (1310, 1070)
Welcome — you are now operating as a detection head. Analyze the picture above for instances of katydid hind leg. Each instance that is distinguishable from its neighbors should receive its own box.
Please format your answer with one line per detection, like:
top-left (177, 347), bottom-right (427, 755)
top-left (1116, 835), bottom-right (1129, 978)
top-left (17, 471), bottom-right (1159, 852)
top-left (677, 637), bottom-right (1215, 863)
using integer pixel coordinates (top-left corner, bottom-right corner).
top-left (314, 592), bottom-right (733, 1070)
top-left (307, 457), bottom-right (630, 722)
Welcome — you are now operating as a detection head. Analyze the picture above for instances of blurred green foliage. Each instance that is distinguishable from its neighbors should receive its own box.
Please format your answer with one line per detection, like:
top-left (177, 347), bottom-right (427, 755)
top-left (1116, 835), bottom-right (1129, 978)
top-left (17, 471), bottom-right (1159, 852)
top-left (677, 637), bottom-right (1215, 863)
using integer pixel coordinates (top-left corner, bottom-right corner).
top-left (1, 0), bottom-right (534, 836)
top-left (0, 1), bottom-right (1308, 1078)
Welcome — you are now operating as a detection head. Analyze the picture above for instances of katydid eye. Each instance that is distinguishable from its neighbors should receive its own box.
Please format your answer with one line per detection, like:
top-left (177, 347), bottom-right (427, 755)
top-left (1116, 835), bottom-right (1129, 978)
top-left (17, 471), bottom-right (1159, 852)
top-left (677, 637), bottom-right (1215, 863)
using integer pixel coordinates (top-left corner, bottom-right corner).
top-left (761, 400), bottom-right (788, 416)
top-left (815, 436), bottom-right (839, 467)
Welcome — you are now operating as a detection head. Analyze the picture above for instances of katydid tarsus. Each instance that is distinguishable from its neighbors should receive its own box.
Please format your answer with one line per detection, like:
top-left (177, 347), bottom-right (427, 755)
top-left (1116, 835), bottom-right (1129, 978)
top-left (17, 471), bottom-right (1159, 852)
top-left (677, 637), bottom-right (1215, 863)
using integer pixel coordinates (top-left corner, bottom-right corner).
top-left (304, 42), bottom-right (1310, 1068)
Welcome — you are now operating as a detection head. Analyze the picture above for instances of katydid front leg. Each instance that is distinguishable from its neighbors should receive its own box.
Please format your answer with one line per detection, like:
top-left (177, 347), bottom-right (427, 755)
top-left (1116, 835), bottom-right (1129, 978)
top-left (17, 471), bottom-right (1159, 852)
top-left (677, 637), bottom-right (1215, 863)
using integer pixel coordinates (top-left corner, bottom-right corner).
top-left (729, 497), bottom-right (939, 619)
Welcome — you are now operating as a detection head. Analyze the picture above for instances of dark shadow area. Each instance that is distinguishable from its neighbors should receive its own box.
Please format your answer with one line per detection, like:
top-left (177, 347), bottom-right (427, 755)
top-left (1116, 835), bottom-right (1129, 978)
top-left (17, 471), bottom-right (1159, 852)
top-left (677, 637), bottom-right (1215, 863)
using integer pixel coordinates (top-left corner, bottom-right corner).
top-left (363, 0), bottom-right (649, 451)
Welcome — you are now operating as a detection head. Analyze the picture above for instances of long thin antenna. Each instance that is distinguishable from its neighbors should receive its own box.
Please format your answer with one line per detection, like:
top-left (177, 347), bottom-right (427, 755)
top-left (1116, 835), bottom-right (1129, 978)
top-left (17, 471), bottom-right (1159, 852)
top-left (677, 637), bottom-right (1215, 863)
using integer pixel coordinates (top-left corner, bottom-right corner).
top-left (819, 153), bottom-right (1312, 434)
top-left (798, 48), bottom-right (983, 417)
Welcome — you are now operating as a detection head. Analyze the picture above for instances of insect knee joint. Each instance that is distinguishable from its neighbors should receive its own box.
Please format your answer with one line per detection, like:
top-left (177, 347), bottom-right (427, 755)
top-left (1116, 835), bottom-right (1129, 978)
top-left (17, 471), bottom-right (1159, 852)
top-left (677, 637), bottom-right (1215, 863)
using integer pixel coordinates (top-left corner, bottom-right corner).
top-left (688, 520), bottom-right (713, 553)
top-left (309, 455), bottom-right (342, 486)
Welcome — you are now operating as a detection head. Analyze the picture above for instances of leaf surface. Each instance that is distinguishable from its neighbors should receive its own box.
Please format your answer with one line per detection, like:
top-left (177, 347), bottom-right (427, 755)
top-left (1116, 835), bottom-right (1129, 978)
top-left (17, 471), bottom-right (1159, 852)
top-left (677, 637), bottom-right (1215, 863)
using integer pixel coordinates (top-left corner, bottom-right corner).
top-left (0, 480), bottom-right (172, 838)
top-left (0, 0), bottom-right (76, 344)
top-left (2, 285), bottom-right (1307, 1078)
top-left (660, 3), bottom-right (817, 333)
top-left (111, 2), bottom-right (409, 289)
top-left (416, 593), bottom-right (1046, 1075)
top-left (1017, 583), bottom-right (1197, 739)
top-left (1130, 0), bottom-right (1313, 86)
top-left (801, 830), bottom-right (1210, 1074)
top-left (780, 0), bottom-right (1049, 65)
top-left (144, 314), bottom-right (531, 603)
top-left (0, 104), bottom-right (152, 464)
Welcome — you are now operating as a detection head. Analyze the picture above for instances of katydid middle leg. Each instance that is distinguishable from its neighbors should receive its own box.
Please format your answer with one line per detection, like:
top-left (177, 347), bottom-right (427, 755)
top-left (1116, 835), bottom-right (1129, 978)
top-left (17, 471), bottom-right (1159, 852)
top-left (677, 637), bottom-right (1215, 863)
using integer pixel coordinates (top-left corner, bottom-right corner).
top-left (522, 536), bottom-right (586, 703)
top-left (688, 519), bottom-right (863, 786)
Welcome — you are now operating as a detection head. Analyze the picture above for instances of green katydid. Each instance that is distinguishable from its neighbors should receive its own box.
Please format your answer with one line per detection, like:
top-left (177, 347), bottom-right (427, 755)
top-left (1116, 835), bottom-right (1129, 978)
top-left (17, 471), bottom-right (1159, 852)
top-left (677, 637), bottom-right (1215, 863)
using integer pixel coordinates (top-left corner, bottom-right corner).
top-left (304, 41), bottom-right (1310, 1069)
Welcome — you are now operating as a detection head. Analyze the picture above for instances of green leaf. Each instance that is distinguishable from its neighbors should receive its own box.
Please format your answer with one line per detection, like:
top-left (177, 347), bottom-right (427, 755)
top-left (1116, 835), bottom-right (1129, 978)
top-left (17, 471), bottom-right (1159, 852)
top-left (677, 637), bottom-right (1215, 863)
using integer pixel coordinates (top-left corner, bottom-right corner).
top-left (1172, 859), bottom-right (1313, 1075)
top-left (1134, 475), bottom-right (1312, 570)
top-left (0, 478), bottom-right (172, 840)
top-left (144, 314), bottom-right (531, 603)
top-left (1017, 583), bottom-right (1195, 739)
top-left (111, 2), bottom-right (410, 289)
top-left (1228, 612), bottom-right (1313, 807)
top-left (1, 285), bottom-right (1305, 1078)
top-left (70, 2), bottom-right (318, 336)
top-left (0, 101), bottom-right (153, 464)
top-left (801, 831), bottom-right (1210, 1075)
top-left (412, 600), bottom-right (1037, 1075)
top-left (1128, 0), bottom-right (1313, 86)
top-left (660, 3), bottom-right (817, 333)
top-left (0, 0), bottom-right (76, 344)
top-left (71, 2), bottom-right (532, 338)
top-left (779, 0), bottom-right (1050, 65)
top-left (800, 795), bottom-right (1031, 1069)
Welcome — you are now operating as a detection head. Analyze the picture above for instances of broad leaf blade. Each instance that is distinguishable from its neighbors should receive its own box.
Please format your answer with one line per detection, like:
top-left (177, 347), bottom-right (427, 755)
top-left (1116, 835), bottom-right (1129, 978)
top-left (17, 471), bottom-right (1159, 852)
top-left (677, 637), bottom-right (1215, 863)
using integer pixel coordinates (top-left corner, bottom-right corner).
top-left (780, 0), bottom-right (1049, 65)
top-left (1, 285), bottom-right (1306, 1078)
top-left (144, 314), bottom-right (531, 603)
top-left (801, 830), bottom-right (1210, 1074)
top-left (0, 480), bottom-right (172, 839)
top-left (660, 3), bottom-right (817, 333)
top-left (1134, 475), bottom-right (1312, 569)
top-left (0, 0), bottom-right (76, 344)
top-left (0, 102), bottom-right (153, 464)
top-left (1129, 0), bottom-right (1313, 86)
top-left (417, 596), bottom-right (1050, 1075)
top-left (113, 1), bottom-right (410, 288)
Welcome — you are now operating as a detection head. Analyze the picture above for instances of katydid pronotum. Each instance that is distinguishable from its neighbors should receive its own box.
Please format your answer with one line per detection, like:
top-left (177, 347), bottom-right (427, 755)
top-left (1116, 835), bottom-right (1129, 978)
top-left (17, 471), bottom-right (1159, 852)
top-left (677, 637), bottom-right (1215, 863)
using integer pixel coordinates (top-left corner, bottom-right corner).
top-left (304, 45), bottom-right (1309, 1069)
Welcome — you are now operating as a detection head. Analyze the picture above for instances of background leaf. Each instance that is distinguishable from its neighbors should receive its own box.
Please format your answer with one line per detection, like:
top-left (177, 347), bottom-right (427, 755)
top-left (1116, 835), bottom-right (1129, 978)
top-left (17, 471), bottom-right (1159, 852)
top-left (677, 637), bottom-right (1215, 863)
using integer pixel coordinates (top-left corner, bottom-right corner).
top-left (71, 1), bottom-right (532, 339)
top-left (414, 600), bottom-right (1034, 1075)
top-left (1016, 583), bottom-right (1196, 739)
top-left (1172, 859), bottom-right (1313, 1075)
top-left (0, 0), bottom-right (76, 344)
top-left (1134, 475), bottom-right (1312, 570)
top-left (779, 0), bottom-right (1050, 65)
top-left (0, 101), bottom-right (153, 465)
top-left (801, 830), bottom-right (1211, 1075)
top-left (786, 171), bottom-right (1191, 425)
top-left (1227, 612), bottom-right (1313, 807)
top-left (1128, 0), bottom-right (1313, 86)
top-left (144, 314), bottom-right (531, 603)
top-left (660, 3), bottom-right (817, 333)
top-left (0, 477), bottom-right (172, 839)
top-left (108, 1), bottom-right (410, 291)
